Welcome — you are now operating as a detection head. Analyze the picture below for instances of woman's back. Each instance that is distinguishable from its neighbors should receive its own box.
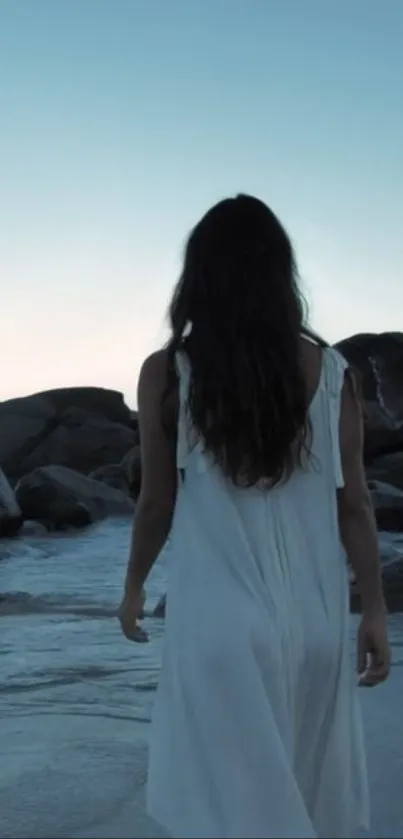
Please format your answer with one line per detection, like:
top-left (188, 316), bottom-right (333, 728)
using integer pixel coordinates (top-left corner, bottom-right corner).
top-left (147, 341), bottom-right (369, 839)
top-left (167, 339), bottom-right (346, 600)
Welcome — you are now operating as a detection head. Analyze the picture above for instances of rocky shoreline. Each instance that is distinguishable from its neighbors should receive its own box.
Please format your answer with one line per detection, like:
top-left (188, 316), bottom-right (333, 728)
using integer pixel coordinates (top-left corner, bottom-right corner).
top-left (1, 331), bottom-right (403, 610)
top-left (0, 386), bottom-right (141, 536)
top-left (335, 333), bottom-right (403, 520)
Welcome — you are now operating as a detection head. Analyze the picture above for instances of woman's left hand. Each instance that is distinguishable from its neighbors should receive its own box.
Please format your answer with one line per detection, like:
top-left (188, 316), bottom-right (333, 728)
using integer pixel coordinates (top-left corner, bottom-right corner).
top-left (118, 587), bottom-right (148, 642)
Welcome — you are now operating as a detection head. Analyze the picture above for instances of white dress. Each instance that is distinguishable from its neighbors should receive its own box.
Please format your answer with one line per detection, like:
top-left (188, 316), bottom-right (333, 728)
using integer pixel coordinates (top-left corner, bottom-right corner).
top-left (147, 346), bottom-right (369, 839)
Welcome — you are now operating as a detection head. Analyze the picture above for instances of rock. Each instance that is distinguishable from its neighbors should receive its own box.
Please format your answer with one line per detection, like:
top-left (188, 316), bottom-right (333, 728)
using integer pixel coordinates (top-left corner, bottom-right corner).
top-left (0, 388), bottom-right (136, 480)
top-left (16, 465), bottom-right (134, 530)
top-left (361, 400), bottom-right (403, 464)
top-left (21, 407), bottom-right (137, 477)
top-left (121, 447), bottom-right (142, 497)
top-left (4, 408), bottom-right (136, 480)
top-left (88, 463), bottom-right (131, 494)
top-left (0, 468), bottom-right (23, 538)
top-left (369, 480), bottom-right (403, 532)
top-left (28, 387), bottom-right (133, 426)
top-left (0, 394), bottom-right (56, 481)
top-left (350, 534), bottom-right (403, 613)
top-left (89, 447), bottom-right (142, 498)
top-left (20, 520), bottom-right (49, 537)
top-left (0, 518), bottom-right (23, 539)
top-left (153, 594), bottom-right (167, 618)
top-left (46, 500), bottom-right (93, 531)
top-left (335, 332), bottom-right (403, 411)
top-left (378, 536), bottom-right (403, 612)
top-left (336, 332), bottom-right (403, 529)
top-left (336, 332), bottom-right (403, 461)
top-left (367, 452), bottom-right (403, 492)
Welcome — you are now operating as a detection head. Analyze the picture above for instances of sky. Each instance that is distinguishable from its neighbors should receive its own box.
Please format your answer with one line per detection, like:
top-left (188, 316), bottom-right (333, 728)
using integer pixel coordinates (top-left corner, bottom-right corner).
top-left (1, 0), bottom-right (402, 406)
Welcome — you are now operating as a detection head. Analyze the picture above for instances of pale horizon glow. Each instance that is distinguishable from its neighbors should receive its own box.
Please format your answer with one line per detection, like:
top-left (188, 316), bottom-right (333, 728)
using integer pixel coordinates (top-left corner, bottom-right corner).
top-left (1, 0), bottom-right (402, 407)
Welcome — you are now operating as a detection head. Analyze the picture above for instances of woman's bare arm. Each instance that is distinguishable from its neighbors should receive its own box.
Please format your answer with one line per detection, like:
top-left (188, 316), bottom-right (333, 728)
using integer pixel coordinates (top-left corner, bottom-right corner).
top-left (337, 372), bottom-right (385, 615)
top-left (124, 350), bottom-right (177, 593)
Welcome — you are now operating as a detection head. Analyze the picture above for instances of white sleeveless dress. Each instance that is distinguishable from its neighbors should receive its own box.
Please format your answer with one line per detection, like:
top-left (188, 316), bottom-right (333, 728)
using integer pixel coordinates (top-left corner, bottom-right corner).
top-left (147, 346), bottom-right (369, 839)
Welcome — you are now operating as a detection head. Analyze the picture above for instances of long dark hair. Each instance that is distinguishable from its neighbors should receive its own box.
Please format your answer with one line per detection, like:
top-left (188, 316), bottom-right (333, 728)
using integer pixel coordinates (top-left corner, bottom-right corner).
top-left (166, 194), bottom-right (322, 488)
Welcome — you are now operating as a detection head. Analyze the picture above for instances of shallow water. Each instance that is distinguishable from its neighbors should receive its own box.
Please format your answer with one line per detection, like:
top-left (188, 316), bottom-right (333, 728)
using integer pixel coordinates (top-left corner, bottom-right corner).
top-left (1, 520), bottom-right (403, 838)
top-left (0, 520), bottom-right (165, 726)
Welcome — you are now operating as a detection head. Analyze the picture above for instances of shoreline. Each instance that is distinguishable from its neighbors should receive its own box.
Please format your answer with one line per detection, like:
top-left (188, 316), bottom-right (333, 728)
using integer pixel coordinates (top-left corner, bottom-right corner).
top-left (1, 621), bottom-right (402, 839)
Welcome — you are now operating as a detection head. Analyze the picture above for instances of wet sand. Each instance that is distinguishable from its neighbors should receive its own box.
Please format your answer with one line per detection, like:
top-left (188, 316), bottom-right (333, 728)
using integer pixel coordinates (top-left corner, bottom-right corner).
top-left (1, 526), bottom-right (402, 838)
top-left (0, 665), bottom-right (402, 839)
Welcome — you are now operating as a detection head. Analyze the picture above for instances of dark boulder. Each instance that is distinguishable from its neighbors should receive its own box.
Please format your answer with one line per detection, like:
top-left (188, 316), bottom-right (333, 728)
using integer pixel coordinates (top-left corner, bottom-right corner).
top-left (335, 332), bottom-right (403, 462)
top-left (0, 394), bottom-right (56, 481)
top-left (16, 465), bottom-right (133, 530)
top-left (28, 387), bottom-right (134, 427)
top-left (89, 446), bottom-right (142, 498)
top-left (0, 468), bottom-right (23, 538)
top-left (351, 535), bottom-right (403, 613)
top-left (0, 388), bottom-right (136, 480)
top-left (88, 463), bottom-right (131, 494)
top-left (121, 447), bottom-right (142, 497)
top-left (153, 594), bottom-right (167, 618)
top-left (369, 480), bottom-right (403, 532)
top-left (20, 520), bottom-right (49, 537)
top-left (361, 401), bottom-right (403, 465)
top-left (367, 452), bottom-right (403, 492)
top-left (18, 408), bottom-right (136, 478)
top-left (335, 332), bottom-right (403, 411)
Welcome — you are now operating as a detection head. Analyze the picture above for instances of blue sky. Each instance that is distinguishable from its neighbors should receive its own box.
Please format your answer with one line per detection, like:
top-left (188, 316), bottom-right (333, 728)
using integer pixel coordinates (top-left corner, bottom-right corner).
top-left (1, 0), bottom-right (402, 405)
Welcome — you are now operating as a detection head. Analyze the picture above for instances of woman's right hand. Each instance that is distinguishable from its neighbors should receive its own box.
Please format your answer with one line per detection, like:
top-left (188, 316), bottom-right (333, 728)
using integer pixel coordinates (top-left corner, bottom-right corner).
top-left (118, 587), bottom-right (148, 642)
top-left (357, 610), bottom-right (391, 686)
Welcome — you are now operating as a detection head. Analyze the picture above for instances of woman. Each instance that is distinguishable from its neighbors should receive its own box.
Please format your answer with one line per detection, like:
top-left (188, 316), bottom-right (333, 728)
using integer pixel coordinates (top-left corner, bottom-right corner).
top-left (119, 195), bottom-right (390, 838)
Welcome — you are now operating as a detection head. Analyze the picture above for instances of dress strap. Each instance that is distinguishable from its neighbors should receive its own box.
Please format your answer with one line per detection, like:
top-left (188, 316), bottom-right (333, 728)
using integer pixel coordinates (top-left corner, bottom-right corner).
top-left (175, 351), bottom-right (192, 469)
top-left (323, 348), bottom-right (349, 488)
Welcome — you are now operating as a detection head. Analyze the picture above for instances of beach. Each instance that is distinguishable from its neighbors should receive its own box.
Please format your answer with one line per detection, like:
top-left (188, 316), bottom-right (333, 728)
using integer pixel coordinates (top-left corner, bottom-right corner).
top-left (1, 520), bottom-right (403, 838)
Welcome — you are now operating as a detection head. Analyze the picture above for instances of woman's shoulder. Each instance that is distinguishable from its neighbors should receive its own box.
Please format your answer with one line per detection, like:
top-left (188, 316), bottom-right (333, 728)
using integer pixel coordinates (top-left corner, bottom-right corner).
top-left (137, 349), bottom-right (172, 404)
top-left (139, 349), bottom-right (168, 386)
top-left (137, 349), bottom-right (179, 433)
